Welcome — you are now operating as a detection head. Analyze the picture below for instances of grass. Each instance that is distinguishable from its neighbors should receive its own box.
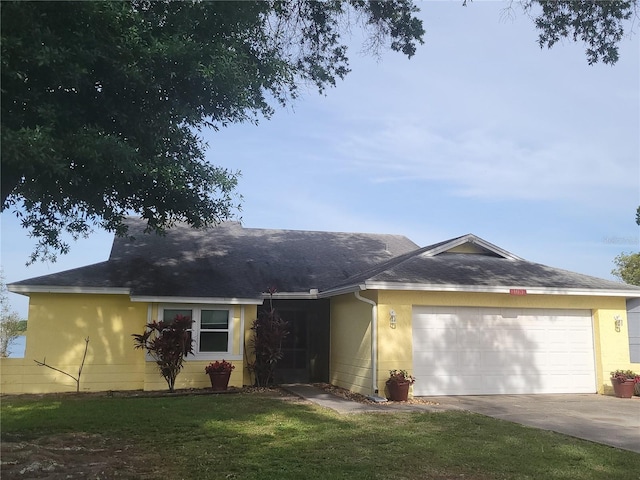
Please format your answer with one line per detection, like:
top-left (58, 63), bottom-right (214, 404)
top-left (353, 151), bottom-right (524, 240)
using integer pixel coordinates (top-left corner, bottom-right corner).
top-left (2, 391), bottom-right (639, 479)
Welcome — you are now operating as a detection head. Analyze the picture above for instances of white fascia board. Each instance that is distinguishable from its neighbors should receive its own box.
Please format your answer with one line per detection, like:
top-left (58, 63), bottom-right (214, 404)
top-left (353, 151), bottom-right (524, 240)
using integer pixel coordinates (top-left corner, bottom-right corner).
top-left (424, 234), bottom-right (522, 260)
top-left (362, 281), bottom-right (640, 297)
top-left (264, 292), bottom-right (319, 300)
top-left (130, 296), bottom-right (264, 305)
top-left (423, 236), bottom-right (473, 257)
top-left (7, 285), bottom-right (130, 295)
top-left (317, 284), bottom-right (363, 298)
top-left (470, 237), bottom-right (522, 260)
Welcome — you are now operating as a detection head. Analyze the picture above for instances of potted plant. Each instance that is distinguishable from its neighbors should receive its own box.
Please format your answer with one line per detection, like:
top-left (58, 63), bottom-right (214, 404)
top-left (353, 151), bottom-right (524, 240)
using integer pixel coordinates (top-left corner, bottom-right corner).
top-left (205, 360), bottom-right (235, 391)
top-left (610, 370), bottom-right (639, 398)
top-left (385, 369), bottom-right (415, 402)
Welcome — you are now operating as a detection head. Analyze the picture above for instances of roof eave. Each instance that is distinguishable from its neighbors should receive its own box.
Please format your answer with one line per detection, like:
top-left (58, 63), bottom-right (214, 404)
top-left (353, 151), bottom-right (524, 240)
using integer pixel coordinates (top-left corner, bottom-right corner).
top-left (317, 284), bottom-right (364, 298)
top-left (7, 285), bottom-right (130, 296)
top-left (7, 285), bottom-right (266, 305)
top-left (424, 234), bottom-right (522, 260)
top-left (130, 295), bottom-right (264, 305)
top-left (264, 290), bottom-right (321, 300)
top-left (362, 281), bottom-right (640, 297)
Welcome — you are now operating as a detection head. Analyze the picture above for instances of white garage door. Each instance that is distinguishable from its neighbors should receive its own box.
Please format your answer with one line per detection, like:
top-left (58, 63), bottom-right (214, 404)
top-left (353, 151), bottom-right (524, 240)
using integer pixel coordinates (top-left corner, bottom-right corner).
top-left (412, 306), bottom-right (596, 396)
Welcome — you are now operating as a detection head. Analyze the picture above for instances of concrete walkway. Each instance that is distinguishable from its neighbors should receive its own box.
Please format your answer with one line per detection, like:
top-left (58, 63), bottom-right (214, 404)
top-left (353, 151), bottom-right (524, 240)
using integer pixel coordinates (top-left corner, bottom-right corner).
top-left (282, 383), bottom-right (453, 414)
top-left (283, 384), bottom-right (640, 453)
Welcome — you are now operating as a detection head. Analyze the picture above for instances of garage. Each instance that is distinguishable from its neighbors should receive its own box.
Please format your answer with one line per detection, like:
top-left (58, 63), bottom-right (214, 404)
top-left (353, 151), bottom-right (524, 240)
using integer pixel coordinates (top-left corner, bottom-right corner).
top-left (412, 306), bottom-right (596, 396)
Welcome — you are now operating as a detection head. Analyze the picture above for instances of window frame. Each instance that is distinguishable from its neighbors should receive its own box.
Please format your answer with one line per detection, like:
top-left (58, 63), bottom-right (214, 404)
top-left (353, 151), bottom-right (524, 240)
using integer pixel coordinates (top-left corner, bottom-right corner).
top-left (158, 304), bottom-right (235, 360)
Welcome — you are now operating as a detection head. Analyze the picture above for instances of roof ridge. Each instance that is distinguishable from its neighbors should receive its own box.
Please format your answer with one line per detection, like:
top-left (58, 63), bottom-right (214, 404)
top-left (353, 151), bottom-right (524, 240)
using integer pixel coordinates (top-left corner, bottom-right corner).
top-left (238, 225), bottom-right (416, 240)
top-left (421, 233), bottom-right (522, 260)
top-left (326, 235), bottom-right (470, 290)
top-left (323, 234), bottom-right (524, 292)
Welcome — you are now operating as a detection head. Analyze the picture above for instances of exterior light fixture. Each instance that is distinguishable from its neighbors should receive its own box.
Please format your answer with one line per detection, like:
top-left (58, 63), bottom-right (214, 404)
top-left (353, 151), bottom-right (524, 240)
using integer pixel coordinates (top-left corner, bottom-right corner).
top-left (614, 315), bottom-right (623, 332)
top-left (390, 309), bottom-right (397, 329)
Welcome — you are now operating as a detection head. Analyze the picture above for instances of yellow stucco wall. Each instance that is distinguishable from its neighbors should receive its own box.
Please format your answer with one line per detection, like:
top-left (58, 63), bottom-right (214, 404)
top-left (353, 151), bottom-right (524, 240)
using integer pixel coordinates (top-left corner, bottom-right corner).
top-left (1, 293), bottom-right (148, 393)
top-left (4, 289), bottom-right (637, 396)
top-left (242, 304), bottom-right (258, 387)
top-left (374, 290), bottom-right (638, 395)
top-left (1, 295), bottom-right (259, 394)
top-left (592, 308), bottom-right (638, 395)
top-left (329, 293), bottom-right (376, 395)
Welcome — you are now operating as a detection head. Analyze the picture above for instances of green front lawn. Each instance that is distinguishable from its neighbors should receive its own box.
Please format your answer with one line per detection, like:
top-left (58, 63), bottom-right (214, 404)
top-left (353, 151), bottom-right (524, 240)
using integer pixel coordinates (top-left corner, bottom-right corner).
top-left (2, 391), bottom-right (638, 479)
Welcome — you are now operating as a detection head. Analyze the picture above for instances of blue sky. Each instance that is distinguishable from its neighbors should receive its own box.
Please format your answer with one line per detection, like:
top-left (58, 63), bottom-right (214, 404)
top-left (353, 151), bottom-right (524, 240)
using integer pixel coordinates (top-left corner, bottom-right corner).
top-left (2, 1), bottom-right (639, 318)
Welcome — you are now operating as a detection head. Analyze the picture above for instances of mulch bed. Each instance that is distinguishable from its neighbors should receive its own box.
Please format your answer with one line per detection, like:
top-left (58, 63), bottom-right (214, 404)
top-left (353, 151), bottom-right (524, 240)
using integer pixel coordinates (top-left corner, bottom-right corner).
top-left (313, 382), bottom-right (439, 406)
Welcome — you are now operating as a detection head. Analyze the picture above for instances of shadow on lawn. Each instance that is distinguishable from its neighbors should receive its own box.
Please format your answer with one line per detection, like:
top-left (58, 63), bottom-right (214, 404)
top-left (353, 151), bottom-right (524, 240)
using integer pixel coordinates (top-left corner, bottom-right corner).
top-left (2, 390), bottom-right (638, 480)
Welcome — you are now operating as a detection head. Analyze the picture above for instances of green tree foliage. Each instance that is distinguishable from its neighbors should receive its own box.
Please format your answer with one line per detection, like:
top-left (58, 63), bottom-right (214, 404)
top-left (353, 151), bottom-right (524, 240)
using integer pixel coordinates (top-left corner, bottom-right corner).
top-left (0, 317), bottom-right (22, 358)
top-left (0, 271), bottom-right (23, 357)
top-left (525, 0), bottom-right (636, 65)
top-left (0, 0), bottom-right (424, 263)
top-left (2, 1), bottom-right (636, 263)
top-left (132, 314), bottom-right (194, 392)
top-left (612, 252), bottom-right (640, 286)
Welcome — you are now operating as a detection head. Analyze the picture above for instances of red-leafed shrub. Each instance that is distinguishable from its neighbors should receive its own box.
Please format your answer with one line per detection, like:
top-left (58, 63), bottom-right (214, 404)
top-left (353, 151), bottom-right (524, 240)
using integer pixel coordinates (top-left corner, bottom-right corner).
top-left (247, 306), bottom-right (288, 387)
top-left (133, 314), bottom-right (194, 392)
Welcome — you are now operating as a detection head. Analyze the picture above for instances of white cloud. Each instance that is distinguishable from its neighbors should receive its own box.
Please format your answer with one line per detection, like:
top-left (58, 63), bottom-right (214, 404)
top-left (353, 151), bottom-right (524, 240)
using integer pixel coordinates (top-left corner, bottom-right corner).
top-left (332, 116), bottom-right (636, 204)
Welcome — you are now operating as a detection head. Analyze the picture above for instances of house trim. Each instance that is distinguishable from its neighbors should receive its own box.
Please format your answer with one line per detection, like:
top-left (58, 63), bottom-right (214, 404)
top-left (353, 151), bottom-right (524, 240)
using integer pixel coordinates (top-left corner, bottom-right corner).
top-left (318, 285), bottom-right (363, 298)
top-left (423, 234), bottom-right (523, 260)
top-left (7, 285), bottom-right (131, 295)
top-left (158, 304), bottom-right (235, 359)
top-left (321, 282), bottom-right (640, 298)
top-left (265, 291), bottom-right (320, 300)
top-left (130, 296), bottom-right (263, 305)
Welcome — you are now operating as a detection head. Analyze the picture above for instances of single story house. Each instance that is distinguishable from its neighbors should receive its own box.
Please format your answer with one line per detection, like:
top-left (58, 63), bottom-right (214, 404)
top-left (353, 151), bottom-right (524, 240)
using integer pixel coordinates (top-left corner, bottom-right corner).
top-left (3, 217), bottom-right (640, 396)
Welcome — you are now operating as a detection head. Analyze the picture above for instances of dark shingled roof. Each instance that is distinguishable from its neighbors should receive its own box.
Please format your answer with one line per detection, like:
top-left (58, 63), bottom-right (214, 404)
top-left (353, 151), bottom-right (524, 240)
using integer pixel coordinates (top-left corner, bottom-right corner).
top-left (334, 251), bottom-right (635, 291)
top-left (10, 219), bottom-right (640, 298)
top-left (10, 217), bottom-right (419, 299)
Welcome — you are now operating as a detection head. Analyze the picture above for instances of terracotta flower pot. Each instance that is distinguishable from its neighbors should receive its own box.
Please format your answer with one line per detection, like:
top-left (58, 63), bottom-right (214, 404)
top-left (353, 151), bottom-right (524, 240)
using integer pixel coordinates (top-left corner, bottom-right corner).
top-left (208, 371), bottom-right (231, 391)
top-left (386, 380), bottom-right (410, 401)
top-left (610, 378), bottom-right (636, 398)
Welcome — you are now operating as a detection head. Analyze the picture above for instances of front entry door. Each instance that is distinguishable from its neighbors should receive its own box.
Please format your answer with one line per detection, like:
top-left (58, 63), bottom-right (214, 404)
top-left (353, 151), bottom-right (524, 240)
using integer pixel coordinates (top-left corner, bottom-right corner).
top-left (268, 299), bottom-right (330, 384)
top-left (277, 309), bottom-right (309, 383)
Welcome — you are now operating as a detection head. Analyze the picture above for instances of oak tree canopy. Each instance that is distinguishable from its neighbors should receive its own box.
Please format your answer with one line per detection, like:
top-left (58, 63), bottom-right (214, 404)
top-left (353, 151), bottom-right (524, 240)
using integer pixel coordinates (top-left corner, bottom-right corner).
top-left (1, 1), bottom-right (635, 263)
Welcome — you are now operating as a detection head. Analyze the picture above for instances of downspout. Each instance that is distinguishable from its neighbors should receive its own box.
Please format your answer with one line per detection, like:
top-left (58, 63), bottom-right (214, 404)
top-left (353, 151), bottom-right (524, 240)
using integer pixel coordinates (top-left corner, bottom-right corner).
top-left (354, 290), bottom-right (379, 396)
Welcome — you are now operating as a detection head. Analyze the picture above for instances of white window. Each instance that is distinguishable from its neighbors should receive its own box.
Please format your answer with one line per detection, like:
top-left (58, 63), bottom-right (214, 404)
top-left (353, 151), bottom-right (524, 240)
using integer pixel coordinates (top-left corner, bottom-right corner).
top-left (159, 305), bottom-right (232, 358)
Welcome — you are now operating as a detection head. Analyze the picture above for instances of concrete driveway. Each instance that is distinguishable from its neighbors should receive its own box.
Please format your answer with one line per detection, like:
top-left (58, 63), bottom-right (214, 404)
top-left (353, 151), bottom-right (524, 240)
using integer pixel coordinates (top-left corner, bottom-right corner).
top-left (423, 394), bottom-right (640, 453)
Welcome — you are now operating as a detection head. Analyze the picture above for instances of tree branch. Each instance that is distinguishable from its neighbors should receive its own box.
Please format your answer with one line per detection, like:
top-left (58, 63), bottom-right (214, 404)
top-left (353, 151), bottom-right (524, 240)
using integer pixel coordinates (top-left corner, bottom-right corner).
top-left (34, 336), bottom-right (89, 393)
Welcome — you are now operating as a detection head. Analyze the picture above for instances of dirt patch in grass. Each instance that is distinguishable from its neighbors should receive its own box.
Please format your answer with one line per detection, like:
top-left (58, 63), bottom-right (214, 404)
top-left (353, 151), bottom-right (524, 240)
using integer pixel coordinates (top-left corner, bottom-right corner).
top-left (1, 385), bottom-right (288, 401)
top-left (1, 432), bottom-right (164, 479)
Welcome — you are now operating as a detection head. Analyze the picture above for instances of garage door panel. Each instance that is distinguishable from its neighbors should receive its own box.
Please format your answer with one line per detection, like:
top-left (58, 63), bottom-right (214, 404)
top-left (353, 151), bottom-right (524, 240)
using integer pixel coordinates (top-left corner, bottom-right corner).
top-left (524, 328), bottom-right (550, 344)
top-left (412, 307), bottom-right (596, 396)
top-left (543, 373), bottom-right (595, 391)
top-left (413, 351), bottom-right (459, 368)
top-left (481, 350), bottom-right (513, 368)
top-left (458, 350), bottom-right (482, 366)
top-left (413, 327), bottom-right (455, 342)
top-left (567, 329), bottom-right (593, 344)
top-left (415, 313), bottom-right (458, 327)
top-left (458, 333), bottom-right (488, 349)
top-left (418, 373), bottom-right (534, 395)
